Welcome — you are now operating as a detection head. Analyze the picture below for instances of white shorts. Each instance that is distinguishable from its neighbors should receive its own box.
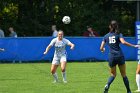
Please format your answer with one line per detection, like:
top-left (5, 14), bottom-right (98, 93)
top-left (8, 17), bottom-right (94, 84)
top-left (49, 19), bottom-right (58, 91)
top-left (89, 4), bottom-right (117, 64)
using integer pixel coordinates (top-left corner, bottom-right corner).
top-left (52, 55), bottom-right (67, 65)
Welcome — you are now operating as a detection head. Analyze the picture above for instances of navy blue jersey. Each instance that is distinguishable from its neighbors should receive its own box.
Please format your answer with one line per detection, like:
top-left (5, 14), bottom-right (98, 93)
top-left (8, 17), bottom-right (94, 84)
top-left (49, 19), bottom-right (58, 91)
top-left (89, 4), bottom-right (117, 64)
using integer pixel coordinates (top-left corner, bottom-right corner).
top-left (103, 32), bottom-right (124, 57)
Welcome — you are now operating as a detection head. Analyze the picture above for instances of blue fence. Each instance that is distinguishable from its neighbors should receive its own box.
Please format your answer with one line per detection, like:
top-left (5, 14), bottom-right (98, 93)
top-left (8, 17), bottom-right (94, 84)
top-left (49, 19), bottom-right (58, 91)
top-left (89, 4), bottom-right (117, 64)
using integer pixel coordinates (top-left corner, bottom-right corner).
top-left (0, 37), bottom-right (137, 62)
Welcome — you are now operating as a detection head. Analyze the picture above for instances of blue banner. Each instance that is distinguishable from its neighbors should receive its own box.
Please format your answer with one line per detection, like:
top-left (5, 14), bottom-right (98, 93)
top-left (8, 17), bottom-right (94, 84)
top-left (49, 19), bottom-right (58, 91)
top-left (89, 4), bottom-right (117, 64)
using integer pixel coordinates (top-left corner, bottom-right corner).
top-left (136, 21), bottom-right (140, 60)
top-left (0, 37), bottom-right (137, 62)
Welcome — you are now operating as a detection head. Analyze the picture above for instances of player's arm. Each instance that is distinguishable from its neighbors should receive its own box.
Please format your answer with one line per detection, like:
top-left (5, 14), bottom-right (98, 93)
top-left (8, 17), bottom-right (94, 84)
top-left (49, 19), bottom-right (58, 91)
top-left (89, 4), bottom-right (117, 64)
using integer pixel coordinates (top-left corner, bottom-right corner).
top-left (68, 43), bottom-right (75, 50)
top-left (66, 39), bottom-right (75, 50)
top-left (0, 48), bottom-right (5, 51)
top-left (43, 45), bottom-right (52, 54)
top-left (120, 38), bottom-right (139, 47)
top-left (100, 41), bottom-right (105, 52)
top-left (44, 39), bottom-right (55, 54)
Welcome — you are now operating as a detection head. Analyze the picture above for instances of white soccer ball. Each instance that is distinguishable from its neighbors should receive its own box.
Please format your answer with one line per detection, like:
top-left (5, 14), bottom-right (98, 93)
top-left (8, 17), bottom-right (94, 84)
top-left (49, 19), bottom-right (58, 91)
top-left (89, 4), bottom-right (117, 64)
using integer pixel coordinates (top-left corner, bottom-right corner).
top-left (62, 16), bottom-right (71, 24)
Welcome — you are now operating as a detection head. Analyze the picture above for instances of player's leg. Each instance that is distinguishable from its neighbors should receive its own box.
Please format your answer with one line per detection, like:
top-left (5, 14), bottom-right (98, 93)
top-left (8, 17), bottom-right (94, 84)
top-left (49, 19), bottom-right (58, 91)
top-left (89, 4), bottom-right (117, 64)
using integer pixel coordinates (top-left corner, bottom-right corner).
top-left (51, 64), bottom-right (59, 83)
top-left (118, 56), bottom-right (131, 93)
top-left (104, 66), bottom-right (116, 93)
top-left (119, 64), bottom-right (131, 93)
top-left (104, 57), bottom-right (117, 93)
top-left (61, 62), bottom-right (67, 83)
top-left (60, 55), bottom-right (67, 83)
top-left (136, 61), bottom-right (140, 92)
top-left (51, 57), bottom-right (60, 83)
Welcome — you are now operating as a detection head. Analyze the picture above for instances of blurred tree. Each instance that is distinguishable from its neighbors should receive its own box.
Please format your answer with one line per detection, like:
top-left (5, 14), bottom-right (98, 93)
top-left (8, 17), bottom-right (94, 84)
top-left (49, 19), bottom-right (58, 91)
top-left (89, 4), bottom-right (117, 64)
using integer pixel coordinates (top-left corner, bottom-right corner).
top-left (0, 0), bottom-right (137, 36)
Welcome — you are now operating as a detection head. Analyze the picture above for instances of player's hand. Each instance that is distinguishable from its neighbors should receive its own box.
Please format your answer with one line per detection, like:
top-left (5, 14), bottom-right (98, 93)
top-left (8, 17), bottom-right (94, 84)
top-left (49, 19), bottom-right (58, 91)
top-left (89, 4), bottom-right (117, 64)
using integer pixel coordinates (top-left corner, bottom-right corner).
top-left (43, 51), bottom-right (48, 55)
top-left (101, 48), bottom-right (105, 52)
top-left (70, 44), bottom-right (75, 50)
top-left (0, 48), bottom-right (5, 51)
top-left (70, 46), bottom-right (74, 50)
top-left (134, 45), bottom-right (140, 48)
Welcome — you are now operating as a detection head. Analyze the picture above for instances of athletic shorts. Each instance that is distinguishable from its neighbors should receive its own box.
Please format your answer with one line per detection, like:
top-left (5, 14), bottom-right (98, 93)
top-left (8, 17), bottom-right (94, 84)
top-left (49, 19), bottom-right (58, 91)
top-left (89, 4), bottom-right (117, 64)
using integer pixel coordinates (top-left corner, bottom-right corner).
top-left (108, 56), bottom-right (125, 68)
top-left (52, 54), bottom-right (67, 65)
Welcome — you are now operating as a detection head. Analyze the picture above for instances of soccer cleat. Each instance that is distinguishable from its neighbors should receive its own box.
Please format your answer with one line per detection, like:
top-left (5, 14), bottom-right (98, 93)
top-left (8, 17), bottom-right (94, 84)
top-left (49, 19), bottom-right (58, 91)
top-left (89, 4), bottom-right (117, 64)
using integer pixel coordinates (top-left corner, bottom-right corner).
top-left (52, 80), bottom-right (58, 83)
top-left (127, 91), bottom-right (131, 93)
top-left (134, 90), bottom-right (140, 92)
top-left (104, 84), bottom-right (109, 93)
top-left (63, 80), bottom-right (67, 83)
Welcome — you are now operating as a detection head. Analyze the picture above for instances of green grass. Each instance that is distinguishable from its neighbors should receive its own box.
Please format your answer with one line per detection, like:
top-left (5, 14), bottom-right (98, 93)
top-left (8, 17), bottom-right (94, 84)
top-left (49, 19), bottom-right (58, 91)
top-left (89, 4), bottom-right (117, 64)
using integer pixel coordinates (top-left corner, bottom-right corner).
top-left (0, 61), bottom-right (138, 93)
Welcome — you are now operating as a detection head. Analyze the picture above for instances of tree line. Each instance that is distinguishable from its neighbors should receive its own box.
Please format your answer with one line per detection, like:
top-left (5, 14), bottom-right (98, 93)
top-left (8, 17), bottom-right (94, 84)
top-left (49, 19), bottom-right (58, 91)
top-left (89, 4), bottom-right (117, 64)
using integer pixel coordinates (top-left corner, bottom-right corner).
top-left (0, 0), bottom-right (137, 37)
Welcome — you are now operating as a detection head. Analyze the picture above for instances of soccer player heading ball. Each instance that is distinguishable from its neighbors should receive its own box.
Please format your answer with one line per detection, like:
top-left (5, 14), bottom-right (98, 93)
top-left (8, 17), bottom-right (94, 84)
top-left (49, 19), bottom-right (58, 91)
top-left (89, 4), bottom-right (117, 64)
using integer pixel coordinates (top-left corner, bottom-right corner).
top-left (100, 20), bottom-right (140, 93)
top-left (44, 30), bottom-right (75, 83)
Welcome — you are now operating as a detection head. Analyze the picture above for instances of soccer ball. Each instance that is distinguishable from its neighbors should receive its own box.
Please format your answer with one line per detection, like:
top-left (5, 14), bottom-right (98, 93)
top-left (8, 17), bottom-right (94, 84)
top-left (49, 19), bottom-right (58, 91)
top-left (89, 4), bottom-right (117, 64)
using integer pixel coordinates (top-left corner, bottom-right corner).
top-left (62, 16), bottom-right (71, 24)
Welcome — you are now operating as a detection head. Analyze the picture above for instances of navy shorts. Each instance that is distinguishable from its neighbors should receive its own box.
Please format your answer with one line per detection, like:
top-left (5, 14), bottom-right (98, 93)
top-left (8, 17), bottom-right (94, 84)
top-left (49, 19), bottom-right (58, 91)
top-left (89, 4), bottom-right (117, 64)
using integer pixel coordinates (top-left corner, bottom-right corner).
top-left (108, 56), bottom-right (125, 68)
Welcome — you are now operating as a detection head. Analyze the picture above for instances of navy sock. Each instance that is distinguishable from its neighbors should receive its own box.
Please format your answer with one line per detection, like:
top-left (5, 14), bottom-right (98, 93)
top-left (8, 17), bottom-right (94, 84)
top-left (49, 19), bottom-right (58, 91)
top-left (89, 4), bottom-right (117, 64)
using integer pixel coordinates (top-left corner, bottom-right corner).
top-left (123, 76), bottom-right (131, 92)
top-left (107, 76), bottom-right (115, 87)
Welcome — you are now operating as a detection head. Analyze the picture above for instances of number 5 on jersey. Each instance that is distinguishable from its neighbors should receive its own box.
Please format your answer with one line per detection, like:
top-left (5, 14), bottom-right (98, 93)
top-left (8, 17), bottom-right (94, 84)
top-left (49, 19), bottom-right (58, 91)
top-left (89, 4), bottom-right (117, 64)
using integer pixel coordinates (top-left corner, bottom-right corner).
top-left (109, 36), bottom-right (116, 44)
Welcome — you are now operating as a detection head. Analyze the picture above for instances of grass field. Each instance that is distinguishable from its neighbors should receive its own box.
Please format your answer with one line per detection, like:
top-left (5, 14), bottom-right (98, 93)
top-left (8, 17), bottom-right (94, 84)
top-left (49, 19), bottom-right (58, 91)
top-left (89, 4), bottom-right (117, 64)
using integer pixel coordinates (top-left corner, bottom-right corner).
top-left (0, 61), bottom-right (138, 93)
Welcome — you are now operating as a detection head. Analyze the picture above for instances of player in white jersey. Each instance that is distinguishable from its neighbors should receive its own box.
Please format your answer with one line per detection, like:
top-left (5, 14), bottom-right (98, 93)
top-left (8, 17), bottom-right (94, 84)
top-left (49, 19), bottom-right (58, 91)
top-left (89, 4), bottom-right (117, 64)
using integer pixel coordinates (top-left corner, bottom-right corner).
top-left (135, 60), bottom-right (140, 92)
top-left (43, 30), bottom-right (74, 83)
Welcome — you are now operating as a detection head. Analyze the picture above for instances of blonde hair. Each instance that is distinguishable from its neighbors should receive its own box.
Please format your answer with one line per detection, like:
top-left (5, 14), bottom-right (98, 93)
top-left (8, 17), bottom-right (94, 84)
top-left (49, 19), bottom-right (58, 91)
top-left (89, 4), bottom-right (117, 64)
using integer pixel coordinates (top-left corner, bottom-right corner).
top-left (58, 30), bottom-right (63, 34)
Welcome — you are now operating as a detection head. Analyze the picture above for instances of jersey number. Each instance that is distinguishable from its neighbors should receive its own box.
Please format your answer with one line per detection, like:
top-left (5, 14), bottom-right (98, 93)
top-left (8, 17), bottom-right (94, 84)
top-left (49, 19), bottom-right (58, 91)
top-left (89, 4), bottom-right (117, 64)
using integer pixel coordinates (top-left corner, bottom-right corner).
top-left (109, 36), bottom-right (116, 44)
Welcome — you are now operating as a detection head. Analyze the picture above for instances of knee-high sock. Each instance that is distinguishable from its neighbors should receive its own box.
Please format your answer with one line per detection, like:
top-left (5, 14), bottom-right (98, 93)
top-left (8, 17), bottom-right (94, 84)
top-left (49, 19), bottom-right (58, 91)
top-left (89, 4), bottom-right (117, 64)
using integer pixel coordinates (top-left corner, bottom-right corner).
top-left (107, 76), bottom-right (115, 87)
top-left (136, 74), bottom-right (140, 90)
top-left (52, 73), bottom-right (58, 81)
top-left (123, 76), bottom-right (131, 92)
top-left (62, 72), bottom-right (66, 81)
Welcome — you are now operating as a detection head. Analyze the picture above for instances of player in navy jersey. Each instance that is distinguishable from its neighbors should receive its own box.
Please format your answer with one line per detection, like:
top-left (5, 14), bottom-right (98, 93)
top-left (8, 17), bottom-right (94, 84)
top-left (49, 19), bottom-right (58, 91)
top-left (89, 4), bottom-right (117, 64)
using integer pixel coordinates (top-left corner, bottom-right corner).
top-left (100, 20), bottom-right (140, 93)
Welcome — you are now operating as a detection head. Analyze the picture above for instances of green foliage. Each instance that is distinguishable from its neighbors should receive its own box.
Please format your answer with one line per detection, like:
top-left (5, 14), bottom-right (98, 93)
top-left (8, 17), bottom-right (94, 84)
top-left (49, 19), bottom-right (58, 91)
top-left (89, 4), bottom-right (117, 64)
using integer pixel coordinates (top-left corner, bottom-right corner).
top-left (0, 0), bottom-right (137, 36)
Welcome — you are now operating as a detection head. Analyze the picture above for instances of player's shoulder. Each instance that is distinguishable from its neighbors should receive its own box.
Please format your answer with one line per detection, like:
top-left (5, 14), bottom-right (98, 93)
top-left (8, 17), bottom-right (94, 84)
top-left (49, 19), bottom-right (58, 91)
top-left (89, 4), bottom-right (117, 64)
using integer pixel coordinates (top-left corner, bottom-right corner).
top-left (51, 37), bottom-right (57, 42)
top-left (119, 33), bottom-right (124, 38)
top-left (104, 32), bottom-right (110, 38)
top-left (63, 38), bottom-right (69, 41)
top-left (113, 33), bottom-right (123, 37)
top-left (62, 38), bottom-right (71, 44)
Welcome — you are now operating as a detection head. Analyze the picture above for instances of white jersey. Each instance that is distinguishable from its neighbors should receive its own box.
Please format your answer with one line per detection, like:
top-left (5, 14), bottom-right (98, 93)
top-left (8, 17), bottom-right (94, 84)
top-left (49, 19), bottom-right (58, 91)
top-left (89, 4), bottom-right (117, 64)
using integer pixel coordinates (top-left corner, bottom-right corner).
top-left (49, 38), bottom-right (71, 56)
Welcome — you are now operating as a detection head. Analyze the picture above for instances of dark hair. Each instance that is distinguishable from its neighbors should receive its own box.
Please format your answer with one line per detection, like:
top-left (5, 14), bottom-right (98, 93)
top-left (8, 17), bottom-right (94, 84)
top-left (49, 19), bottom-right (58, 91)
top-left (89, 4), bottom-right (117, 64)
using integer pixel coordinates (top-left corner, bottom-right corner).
top-left (110, 20), bottom-right (119, 34)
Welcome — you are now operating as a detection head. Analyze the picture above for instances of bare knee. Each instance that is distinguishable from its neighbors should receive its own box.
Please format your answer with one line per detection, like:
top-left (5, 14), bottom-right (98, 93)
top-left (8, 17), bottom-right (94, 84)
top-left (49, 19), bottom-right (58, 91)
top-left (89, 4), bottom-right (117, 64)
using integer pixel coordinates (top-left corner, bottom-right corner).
top-left (120, 71), bottom-right (126, 77)
top-left (118, 64), bottom-right (126, 77)
top-left (121, 74), bottom-right (126, 78)
top-left (136, 65), bottom-right (140, 74)
top-left (111, 72), bottom-right (117, 77)
top-left (120, 69), bottom-right (126, 77)
top-left (110, 67), bottom-right (117, 77)
top-left (136, 69), bottom-right (140, 74)
top-left (61, 62), bottom-right (66, 72)
top-left (51, 65), bottom-right (58, 74)
top-left (51, 69), bottom-right (56, 74)
top-left (61, 68), bottom-right (65, 72)
top-left (136, 71), bottom-right (140, 74)
top-left (51, 67), bottom-right (57, 74)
